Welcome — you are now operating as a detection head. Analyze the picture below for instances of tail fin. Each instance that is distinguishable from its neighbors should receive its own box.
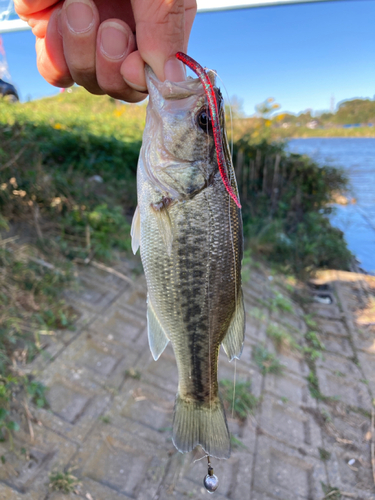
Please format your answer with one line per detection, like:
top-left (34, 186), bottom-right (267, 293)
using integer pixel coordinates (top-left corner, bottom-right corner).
top-left (172, 394), bottom-right (231, 459)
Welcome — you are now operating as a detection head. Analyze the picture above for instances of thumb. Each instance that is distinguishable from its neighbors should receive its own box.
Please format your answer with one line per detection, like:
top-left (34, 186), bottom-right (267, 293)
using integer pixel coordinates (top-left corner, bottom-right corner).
top-left (131, 0), bottom-right (194, 82)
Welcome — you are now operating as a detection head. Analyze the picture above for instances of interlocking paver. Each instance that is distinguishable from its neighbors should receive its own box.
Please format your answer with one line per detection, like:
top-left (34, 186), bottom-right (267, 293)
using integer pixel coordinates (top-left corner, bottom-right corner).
top-left (3, 265), bottom-right (375, 499)
top-left (258, 395), bottom-right (322, 457)
top-left (252, 435), bottom-right (327, 500)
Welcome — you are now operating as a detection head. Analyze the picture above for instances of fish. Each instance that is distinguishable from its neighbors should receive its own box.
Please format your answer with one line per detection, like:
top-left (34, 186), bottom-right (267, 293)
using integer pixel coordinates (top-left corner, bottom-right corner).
top-left (131, 56), bottom-right (245, 459)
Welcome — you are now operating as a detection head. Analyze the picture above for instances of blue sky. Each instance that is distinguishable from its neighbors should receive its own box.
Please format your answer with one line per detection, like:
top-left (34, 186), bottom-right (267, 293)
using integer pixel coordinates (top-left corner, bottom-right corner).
top-left (1, 0), bottom-right (374, 116)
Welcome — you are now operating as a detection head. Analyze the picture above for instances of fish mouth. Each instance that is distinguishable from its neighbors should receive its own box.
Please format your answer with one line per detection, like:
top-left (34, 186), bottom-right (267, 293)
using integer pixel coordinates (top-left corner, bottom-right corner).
top-left (145, 65), bottom-right (215, 101)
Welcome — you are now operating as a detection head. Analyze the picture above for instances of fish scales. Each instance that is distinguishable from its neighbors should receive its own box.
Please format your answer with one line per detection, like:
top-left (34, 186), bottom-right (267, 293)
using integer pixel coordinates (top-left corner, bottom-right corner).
top-left (131, 64), bottom-right (245, 459)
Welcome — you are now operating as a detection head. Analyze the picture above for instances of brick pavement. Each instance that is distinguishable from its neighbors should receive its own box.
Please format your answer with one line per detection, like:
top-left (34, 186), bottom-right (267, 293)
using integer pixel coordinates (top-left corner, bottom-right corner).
top-left (0, 264), bottom-right (374, 500)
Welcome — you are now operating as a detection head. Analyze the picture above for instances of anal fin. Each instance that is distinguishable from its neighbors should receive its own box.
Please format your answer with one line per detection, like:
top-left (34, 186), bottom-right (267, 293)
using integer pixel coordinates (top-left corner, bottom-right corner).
top-left (147, 297), bottom-right (170, 360)
top-left (222, 289), bottom-right (245, 361)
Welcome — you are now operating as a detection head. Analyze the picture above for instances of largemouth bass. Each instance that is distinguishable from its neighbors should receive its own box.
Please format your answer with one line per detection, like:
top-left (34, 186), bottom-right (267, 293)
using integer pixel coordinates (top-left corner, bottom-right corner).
top-left (131, 58), bottom-right (245, 459)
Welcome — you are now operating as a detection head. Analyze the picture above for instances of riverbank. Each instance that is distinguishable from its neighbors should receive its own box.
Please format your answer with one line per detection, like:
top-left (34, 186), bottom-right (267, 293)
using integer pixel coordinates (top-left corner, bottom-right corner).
top-left (0, 251), bottom-right (374, 499)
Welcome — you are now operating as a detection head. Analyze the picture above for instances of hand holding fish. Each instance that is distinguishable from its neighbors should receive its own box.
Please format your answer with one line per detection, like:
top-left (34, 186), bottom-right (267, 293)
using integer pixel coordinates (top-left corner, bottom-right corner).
top-left (14, 0), bottom-right (197, 101)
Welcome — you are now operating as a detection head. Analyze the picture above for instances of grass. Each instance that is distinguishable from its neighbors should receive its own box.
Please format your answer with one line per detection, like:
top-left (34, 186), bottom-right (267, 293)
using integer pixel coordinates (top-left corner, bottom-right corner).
top-left (270, 292), bottom-right (294, 314)
top-left (266, 322), bottom-right (300, 351)
top-left (318, 447), bottom-right (331, 461)
top-left (219, 379), bottom-right (258, 420)
top-left (49, 469), bottom-right (80, 493)
top-left (230, 434), bottom-right (247, 450)
top-left (321, 483), bottom-right (341, 500)
top-left (253, 346), bottom-right (284, 375)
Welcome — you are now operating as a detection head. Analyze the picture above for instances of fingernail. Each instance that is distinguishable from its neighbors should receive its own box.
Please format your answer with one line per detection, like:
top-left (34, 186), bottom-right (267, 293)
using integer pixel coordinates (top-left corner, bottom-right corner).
top-left (122, 77), bottom-right (147, 93)
top-left (65, 0), bottom-right (94, 34)
top-left (164, 58), bottom-right (186, 82)
top-left (100, 22), bottom-right (129, 60)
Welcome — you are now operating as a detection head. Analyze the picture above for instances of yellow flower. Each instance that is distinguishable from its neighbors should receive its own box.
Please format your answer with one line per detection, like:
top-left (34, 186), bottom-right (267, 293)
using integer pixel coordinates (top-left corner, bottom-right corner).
top-left (54, 123), bottom-right (63, 130)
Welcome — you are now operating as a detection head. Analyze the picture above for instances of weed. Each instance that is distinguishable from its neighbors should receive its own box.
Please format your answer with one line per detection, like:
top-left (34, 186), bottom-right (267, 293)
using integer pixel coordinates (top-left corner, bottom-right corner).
top-left (266, 322), bottom-right (299, 351)
top-left (219, 379), bottom-right (258, 420)
top-left (321, 482), bottom-right (341, 499)
top-left (318, 448), bottom-right (331, 461)
top-left (125, 368), bottom-right (141, 380)
top-left (303, 346), bottom-right (323, 361)
top-left (305, 331), bottom-right (325, 351)
top-left (99, 415), bottom-right (111, 424)
top-left (49, 469), bottom-right (80, 493)
top-left (280, 396), bottom-right (288, 404)
top-left (334, 371), bottom-right (345, 378)
top-left (270, 292), bottom-right (293, 314)
top-left (304, 314), bottom-right (318, 329)
top-left (247, 307), bottom-right (266, 322)
top-left (25, 380), bottom-right (49, 408)
top-left (230, 434), bottom-right (247, 450)
top-left (320, 408), bottom-right (332, 423)
top-left (307, 371), bottom-right (322, 400)
top-left (253, 346), bottom-right (284, 375)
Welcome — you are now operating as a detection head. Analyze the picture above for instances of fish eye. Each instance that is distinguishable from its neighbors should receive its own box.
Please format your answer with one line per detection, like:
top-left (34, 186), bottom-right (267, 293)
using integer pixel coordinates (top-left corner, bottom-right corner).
top-left (197, 108), bottom-right (213, 133)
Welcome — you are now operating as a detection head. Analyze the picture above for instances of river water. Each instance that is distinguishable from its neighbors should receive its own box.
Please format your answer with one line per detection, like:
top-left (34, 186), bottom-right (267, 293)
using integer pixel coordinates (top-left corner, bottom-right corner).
top-left (288, 138), bottom-right (375, 275)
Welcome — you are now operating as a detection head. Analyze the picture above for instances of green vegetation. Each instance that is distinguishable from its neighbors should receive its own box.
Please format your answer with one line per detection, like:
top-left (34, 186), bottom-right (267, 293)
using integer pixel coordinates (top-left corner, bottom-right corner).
top-left (321, 483), bottom-right (341, 500)
top-left (230, 434), bottom-right (247, 450)
top-left (271, 97), bottom-right (375, 137)
top-left (49, 469), bottom-right (80, 493)
top-left (266, 322), bottom-right (299, 352)
top-left (318, 447), bottom-right (331, 461)
top-left (270, 292), bottom-right (294, 314)
top-left (253, 346), bottom-right (284, 375)
top-left (219, 379), bottom-right (258, 420)
top-left (233, 138), bottom-right (352, 277)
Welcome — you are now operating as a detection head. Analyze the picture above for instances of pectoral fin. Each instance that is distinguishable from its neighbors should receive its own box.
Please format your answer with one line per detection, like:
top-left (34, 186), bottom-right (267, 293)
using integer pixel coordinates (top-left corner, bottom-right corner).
top-left (147, 297), bottom-right (170, 360)
top-left (154, 208), bottom-right (173, 257)
top-left (131, 205), bottom-right (141, 255)
top-left (222, 290), bottom-right (245, 361)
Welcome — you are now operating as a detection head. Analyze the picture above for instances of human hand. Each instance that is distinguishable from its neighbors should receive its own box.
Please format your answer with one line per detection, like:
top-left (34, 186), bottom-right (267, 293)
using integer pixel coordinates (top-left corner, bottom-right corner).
top-left (14, 0), bottom-right (197, 102)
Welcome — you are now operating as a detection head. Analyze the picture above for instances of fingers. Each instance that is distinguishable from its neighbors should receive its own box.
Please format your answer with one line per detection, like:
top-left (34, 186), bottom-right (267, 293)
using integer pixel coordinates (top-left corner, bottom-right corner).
top-left (96, 21), bottom-right (147, 101)
top-left (57, 0), bottom-right (146, 101)
top-left (59, 0), bottom-right (103, 94)
top-left (128, 0), bottom-right (197, 83)
top-left (38, 7), bottom-right (73, 87)
top-left (14, 0), bottom-right (58, 18)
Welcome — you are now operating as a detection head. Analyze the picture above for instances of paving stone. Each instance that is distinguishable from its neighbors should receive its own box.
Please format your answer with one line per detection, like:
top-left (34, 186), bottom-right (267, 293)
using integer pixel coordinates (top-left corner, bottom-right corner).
top-left (266, 339), bottom-right (308, 378)
top-left (244, 315), bottom-right (267, 345)
top-left (258, 395), bottom-right (322, 457)
top-left (75, 423), bottom-right (169, 500)
top-left (67, 275), bottom-right (125, 314)
top-left (0, 426), bottom-right (76, 498)
top-left (56, 330), bottom-right (140, 389)
top-left (354, 325), bottom-right (375, 355)
top-left (270, 309), bottom-right (305, 335)
top-left (320, 333), bottom-right (354, 357)
top-left (34, 369), bottom-right (111, 443)
top-left (90, 305), bottom-right (147, 352)
top-left (316, 355), bottom-right (372, 410)
top-left (356, 351), bottom-right (375, 395)
top-left (111, 378), bottom-right (175, 434)
top-left (253, 435), bottom-right (327, 500)
top-left (264, 371), bottom-right (316, 407)
top-left (138, 344), bottom-right (179, 395)
top-left (317, 320), bottom-right (347, 337)
top-left (310, 303), bottom-right (343, 320)
top-left (0, 484), bottom-right (42, 500)
top-left (326, 451), bottom-right (375, 499)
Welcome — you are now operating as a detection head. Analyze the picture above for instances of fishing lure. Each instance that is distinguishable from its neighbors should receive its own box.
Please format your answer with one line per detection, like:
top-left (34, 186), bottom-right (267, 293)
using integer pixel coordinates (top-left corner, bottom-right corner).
top-left (176, 52), bottom-right (242, 209)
